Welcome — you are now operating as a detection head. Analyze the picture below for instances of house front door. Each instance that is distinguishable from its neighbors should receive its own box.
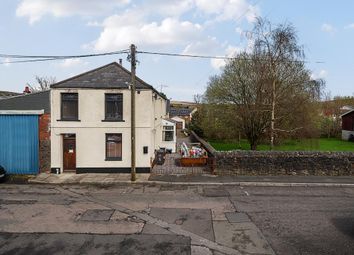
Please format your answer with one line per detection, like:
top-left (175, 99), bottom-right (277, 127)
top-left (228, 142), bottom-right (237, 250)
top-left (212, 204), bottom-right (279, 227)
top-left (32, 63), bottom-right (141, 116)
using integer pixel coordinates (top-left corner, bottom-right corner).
top-left (63, 134), bottom-right (76, 171)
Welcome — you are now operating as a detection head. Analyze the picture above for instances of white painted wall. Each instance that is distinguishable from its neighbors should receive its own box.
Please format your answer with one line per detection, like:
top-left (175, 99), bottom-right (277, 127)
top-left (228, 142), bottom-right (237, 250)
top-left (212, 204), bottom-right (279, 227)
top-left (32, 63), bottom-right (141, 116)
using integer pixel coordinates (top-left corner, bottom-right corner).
top-left (51, 88), bottom-right (173, 172)
top-left (342, 130), bottom-right (354, 141)
top-left (157, 119), bottom-right (176, 153)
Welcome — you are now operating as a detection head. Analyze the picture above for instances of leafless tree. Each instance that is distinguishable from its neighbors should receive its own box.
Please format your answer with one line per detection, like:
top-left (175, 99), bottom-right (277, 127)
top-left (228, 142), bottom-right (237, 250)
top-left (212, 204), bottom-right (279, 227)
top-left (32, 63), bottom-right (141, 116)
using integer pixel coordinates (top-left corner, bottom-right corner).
top-left (204, 18), bottom-right (324, 150)
top-left (27, 76), bottom-right (56, 92)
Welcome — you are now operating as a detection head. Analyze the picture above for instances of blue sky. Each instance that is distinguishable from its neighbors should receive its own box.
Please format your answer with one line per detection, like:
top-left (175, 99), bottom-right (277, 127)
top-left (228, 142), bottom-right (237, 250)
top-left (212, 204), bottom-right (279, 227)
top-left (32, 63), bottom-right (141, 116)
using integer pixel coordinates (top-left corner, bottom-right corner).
top-left (0, 0), bottom-right (353, 101)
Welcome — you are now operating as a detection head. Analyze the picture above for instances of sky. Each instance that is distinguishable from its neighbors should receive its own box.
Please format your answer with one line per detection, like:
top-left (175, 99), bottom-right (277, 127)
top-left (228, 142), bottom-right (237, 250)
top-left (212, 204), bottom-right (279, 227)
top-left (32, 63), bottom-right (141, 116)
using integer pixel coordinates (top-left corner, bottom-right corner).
top-left (0, 0), bottom-right (353, 101)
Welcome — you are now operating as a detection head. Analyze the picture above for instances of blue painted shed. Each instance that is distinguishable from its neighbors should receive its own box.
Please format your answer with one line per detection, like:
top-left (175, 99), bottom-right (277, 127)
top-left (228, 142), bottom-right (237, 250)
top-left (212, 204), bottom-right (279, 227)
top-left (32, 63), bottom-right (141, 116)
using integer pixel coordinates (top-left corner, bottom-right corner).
top-left (0, 111), bottom-right (42, 174)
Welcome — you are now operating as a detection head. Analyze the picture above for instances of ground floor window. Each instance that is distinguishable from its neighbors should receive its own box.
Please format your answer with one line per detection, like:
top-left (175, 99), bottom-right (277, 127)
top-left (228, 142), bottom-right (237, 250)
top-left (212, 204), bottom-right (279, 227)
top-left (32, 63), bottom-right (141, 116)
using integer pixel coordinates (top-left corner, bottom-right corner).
top-left (162, 126), bottom-right (174, 141)
top-left (106, 134), bottom-right (122, 160)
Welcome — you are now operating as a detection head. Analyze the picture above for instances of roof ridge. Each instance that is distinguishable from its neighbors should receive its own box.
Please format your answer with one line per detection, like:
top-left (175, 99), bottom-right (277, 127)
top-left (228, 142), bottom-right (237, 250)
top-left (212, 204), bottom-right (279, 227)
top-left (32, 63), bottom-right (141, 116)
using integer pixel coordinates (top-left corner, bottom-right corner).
top-left (50, 62), bottom-right (167, 100)
top-left (0, 89), bottom-right (49, 101)
top-left (51, 62), bottom-right (118, 88)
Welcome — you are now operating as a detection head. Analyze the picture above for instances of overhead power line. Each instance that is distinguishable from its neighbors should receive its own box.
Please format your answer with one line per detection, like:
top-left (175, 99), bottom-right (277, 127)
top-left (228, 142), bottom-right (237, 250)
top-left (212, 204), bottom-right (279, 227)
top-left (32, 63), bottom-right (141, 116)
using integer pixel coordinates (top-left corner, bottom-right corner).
top-left (0, 58), bottom-right (58, 65)
top-left (137, 50), bottom-right (236, 60)
top-left (137, 50), bottom-right (324, 64)
top-left (0, 48), bottom-right (324, 65)
top-left (0, 49), bottom-right (129, 59)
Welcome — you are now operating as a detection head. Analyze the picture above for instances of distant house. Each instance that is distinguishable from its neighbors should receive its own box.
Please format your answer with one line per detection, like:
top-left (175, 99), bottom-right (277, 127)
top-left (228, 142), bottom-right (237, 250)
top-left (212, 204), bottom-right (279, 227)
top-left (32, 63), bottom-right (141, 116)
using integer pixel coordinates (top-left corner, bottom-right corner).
top-left (0, 90), bottom-right (20, 99)
top-left (0, 90), bottom-right (51, 174)
top-left (341, 109), bottom-right (354, 141)
top-left (169, 105), bottom-right (197, 125)
top-left (50, 62), bottom-right (175, 174)
top-left (171, 116), bottom-right (186, 129)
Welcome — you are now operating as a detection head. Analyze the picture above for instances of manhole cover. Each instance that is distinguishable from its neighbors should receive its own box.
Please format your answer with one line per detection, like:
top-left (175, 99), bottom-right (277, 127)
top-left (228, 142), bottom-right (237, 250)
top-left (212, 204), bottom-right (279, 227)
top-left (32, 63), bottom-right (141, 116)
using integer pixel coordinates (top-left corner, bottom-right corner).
top-left (203, 188), bottom-right (230, 197)
top-left (79, 209), bottom-right (114, 221)
top-left (225, 212), bottom-right (250, 223)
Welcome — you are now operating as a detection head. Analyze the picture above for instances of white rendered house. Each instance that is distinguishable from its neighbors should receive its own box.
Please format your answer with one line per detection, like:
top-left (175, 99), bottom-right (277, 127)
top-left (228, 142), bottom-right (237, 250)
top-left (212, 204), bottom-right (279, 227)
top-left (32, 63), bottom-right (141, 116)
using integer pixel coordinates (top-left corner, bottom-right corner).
top-left (50, 62), bottom-right (176, 173)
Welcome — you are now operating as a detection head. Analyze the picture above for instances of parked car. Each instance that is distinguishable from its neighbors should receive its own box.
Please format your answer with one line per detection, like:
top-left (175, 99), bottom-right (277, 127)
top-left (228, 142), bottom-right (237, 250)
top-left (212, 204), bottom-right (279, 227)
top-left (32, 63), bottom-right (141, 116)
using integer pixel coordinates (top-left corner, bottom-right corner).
top-left (0, 165), bottom-right (6, 183)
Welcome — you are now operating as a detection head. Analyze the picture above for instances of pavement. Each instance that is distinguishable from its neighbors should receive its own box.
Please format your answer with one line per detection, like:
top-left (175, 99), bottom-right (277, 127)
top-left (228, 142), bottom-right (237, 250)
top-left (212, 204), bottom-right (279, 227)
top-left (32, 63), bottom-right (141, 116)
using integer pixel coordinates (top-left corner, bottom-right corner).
top-left (29, 173), bottom-right (354, 187)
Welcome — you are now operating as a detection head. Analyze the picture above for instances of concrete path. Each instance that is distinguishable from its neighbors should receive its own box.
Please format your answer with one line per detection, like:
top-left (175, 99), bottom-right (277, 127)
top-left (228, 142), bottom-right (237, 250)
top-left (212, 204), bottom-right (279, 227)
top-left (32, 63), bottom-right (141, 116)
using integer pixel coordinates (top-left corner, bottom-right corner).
top-left (29, 173), bottom-right (354, 187)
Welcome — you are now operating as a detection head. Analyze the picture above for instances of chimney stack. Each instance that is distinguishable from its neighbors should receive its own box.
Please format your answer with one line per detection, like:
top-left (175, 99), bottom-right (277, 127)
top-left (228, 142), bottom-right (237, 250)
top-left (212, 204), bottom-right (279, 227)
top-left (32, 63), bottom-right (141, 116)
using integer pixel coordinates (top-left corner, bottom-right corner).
top-left (23, 86), bottom-right (31, 94)
top-left (119, 58), bottom-right (122, 65)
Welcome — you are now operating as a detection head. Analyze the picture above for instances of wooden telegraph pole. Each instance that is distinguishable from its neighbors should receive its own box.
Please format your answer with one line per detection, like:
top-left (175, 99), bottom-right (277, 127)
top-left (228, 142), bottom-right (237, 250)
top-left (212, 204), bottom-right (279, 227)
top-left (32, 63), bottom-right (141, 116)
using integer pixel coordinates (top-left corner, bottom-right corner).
top-left (130, 44), bottom-right (136, 181)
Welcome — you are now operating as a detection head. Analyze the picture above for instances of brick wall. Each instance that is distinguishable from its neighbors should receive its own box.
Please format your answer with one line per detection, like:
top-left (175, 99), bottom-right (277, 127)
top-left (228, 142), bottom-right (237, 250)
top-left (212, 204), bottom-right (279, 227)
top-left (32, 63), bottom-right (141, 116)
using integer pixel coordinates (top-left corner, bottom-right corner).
top-left (39, 113), bottom-right (50, 173)
top-left (215, 151), bottom-right (354, 176)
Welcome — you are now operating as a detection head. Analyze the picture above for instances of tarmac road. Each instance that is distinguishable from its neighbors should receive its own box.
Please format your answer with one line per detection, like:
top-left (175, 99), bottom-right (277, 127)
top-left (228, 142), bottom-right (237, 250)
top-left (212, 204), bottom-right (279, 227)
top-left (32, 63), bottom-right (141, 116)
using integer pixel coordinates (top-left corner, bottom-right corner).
top-left (0, 232), bottom-right (190, 255)
top-left (230, 186), bottom-right (354, 255)
top-left (1, 183), bottom-right (354, 254)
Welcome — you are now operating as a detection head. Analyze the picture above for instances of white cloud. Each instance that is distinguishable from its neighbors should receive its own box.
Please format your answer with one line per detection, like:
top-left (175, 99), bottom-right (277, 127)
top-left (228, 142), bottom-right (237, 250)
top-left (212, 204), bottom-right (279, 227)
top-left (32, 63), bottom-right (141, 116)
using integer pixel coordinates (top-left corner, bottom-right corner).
top-left (3, 58), bottom-right (11, 67)
top-left (345, 23), bottom-right (354, 29)
top-left (89, 0), bottom-right (259, 52)
top-left (17, 0), bottom-right (259, 25)
top-left (92, 12), bottom-right (203, 51)
top-left (86, 21), bottom-right (101, 27)
top-left (235, 27), bottom-right (243, 35)
top-left (182, 36), bottom-right (221, 55)
top-left (58, 58), bottom-right (88, 68)
top-left (321, 23), bottom-right (335, 34)
top-left (143, 0), bottom-right (194, 17)
top-left (15, 0), bottom-right (260, 72)
top-left (311, 69), bottom-right (328, 80)
top-left (16, 0), bottom-right (130, 24)
top-left (195, 0), bottom-right (259, 22)
top-left (211, 45), bottom-right (241, 69)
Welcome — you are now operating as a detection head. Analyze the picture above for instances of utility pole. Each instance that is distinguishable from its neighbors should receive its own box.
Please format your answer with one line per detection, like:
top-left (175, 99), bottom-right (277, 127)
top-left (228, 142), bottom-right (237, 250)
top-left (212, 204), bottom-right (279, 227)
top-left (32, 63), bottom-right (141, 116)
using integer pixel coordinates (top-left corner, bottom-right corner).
top-left (130, 44), bottom-right (136, 181)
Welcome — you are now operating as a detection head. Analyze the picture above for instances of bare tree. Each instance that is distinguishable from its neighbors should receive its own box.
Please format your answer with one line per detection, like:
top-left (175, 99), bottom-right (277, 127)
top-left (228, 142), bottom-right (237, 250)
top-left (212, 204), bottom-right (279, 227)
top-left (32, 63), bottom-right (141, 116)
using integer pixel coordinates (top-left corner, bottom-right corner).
top-left (249, 18), bottom-right (308, 149)
top-left (205, 53), bottom-right (271, 150)
top-left (27, 76), bottom-right (56, 92)
top-left (204, 18), bottom-right (324, 150)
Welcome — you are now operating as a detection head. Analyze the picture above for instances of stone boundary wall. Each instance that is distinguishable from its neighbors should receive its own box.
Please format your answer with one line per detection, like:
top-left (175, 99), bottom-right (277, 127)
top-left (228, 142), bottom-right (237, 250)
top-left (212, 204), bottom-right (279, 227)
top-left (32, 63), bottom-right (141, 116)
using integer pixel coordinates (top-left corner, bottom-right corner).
top-left (215, 151), bottom-right (354, 176)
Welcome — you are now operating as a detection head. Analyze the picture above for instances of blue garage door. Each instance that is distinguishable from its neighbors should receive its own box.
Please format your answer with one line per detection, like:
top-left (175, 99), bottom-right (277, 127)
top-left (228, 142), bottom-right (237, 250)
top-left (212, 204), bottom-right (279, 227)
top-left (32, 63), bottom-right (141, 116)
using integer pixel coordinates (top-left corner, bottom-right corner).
top-left (0, 115), bottom-right (39, 174)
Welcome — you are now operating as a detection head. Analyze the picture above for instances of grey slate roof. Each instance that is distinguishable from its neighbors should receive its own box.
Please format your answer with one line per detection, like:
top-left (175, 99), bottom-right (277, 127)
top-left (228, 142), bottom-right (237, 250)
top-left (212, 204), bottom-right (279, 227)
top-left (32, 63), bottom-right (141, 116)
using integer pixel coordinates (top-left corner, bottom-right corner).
top-left (0, 90), bottom-right (50, 113)
top-left (169, 107), bottom-right (193, 117)
top-left (51, 62), bottom-right (165, 99)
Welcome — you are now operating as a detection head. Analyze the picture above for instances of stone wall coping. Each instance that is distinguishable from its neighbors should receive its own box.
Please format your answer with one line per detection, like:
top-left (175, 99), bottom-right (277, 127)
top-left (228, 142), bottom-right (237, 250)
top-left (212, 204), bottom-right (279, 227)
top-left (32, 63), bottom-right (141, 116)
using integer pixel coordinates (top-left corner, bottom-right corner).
top-left (215, 150), bottom-right (354, 156)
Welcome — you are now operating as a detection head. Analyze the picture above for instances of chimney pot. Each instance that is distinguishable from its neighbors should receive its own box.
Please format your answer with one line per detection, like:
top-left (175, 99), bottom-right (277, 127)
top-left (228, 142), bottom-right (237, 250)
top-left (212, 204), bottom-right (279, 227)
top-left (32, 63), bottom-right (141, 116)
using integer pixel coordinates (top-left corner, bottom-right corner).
top-left (23, 86), bottom-right (31, 94)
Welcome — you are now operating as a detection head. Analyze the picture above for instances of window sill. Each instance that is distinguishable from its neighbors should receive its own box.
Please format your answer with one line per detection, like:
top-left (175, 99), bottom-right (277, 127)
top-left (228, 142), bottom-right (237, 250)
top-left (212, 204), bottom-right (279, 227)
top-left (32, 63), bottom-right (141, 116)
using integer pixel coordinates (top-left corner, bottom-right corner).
top-left (102, 119), bottom-right (125, 122)
top-left (105, 158), bottom-right (122, 161)
top-left (57, 119), bottom-right (81, 122)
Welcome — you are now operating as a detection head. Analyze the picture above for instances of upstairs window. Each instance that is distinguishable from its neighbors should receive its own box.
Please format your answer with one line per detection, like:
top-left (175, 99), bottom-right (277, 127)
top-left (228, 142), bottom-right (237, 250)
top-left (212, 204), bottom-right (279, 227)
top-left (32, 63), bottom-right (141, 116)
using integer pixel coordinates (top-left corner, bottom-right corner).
top-left (106, 134), bottom-right (122, 160)
top-left (162, 126), bottom-right (174, 141)
top-left (105, 93), bottom-right (123, 121)
top-left (61, 93), bottom-right (78, 120)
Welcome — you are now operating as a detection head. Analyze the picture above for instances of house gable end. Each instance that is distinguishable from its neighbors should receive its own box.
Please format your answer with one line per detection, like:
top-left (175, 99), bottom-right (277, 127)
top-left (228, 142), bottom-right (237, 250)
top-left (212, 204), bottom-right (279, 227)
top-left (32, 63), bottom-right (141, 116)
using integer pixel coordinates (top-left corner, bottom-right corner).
top-left (51, 62), bottom-right (148, 90)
